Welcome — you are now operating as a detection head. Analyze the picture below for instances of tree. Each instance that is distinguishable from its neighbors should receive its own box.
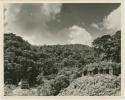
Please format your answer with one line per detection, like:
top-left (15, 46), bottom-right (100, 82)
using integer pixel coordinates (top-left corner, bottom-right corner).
top-left (92, 31), bottom-right (121, 63)
top-left (92, 35), bottom-right (112, 56)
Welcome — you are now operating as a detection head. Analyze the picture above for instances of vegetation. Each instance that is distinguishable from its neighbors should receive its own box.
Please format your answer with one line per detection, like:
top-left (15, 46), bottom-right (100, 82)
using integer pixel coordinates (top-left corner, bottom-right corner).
top-left (82, 61), bottom-right (121, 76)
top-left (4, 30), bottom-right (121, 96)
top-left (58, 75), bottom-right (121, 96)
top-left (92, 31), bottom-right (121, 63)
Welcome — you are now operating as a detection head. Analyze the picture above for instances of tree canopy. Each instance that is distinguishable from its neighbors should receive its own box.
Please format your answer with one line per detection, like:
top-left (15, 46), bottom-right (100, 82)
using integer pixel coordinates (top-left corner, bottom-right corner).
top-left (92, 31), bottom-right (121, 63)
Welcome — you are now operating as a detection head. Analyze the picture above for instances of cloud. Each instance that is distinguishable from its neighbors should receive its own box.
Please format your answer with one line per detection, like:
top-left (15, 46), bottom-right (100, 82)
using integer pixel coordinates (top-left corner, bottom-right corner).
top-left (4, 3), bottom-right (63, 45)
top-left (102, 5), bottom-right (121, 31)
top-left (42, 3), bottom-right (62, 20)
top-left (68, 25), bottom-right (92, 46)
top-left (91, 23), bottom-right (99, 29)
top-left (4, 4), bottom-right (95, 46)
top-left (5, 4), bottom-right (62, 33)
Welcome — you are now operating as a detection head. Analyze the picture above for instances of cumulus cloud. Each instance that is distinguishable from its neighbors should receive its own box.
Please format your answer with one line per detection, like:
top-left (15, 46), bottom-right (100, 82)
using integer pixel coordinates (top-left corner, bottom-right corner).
top-left (68, 25), bottom-right (92, 46)
top-left (103, 5), bottom-right (121, 32)
top-left (4, 3), bottom-right (63, 45)
top-left (42, 3), bottom-right (62, 20)
top-left (91, 23), bottom-right (99, 29)
top-left (5, 4), bottom-right (62, 33)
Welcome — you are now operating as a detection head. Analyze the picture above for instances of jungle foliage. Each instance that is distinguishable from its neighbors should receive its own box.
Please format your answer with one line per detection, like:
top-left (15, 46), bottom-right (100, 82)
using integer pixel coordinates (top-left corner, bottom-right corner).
top-left (4, 30), bottom-right (121, 95)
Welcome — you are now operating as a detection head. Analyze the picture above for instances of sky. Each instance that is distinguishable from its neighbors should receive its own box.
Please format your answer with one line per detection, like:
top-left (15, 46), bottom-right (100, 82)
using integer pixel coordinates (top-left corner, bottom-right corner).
top-left (4, 3), bottom-right (121, 46)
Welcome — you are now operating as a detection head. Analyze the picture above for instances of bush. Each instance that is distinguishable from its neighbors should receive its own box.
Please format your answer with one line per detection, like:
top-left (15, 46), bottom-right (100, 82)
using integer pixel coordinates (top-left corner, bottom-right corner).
top-left (51, 75), bottom-right (70, 95)
top-left (58, 75), bottom-right (121, 96)
top-left (38, 80), bottom-right (56, 96)
top-left (36, 75), bottom-right (70, 96)
top-left (58, 67), bottom-right (82, 82)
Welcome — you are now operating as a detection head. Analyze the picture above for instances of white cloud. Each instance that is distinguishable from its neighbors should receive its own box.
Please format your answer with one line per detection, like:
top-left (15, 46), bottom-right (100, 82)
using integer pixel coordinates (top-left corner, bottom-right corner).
top-left (91, 23), bottom-right (99, 29)
top-left (68, 25), bottom-right (92, 46)
top-left (5, 4), bottom-right (62, 33)
top-left (42, 3), bottom-right (62, 20)
top-left (4, 3), bottom-right (63, 45)
top-left (103, 6), bottom-right (121, 31)
top-left (4, 4), bottom-right (92, 46)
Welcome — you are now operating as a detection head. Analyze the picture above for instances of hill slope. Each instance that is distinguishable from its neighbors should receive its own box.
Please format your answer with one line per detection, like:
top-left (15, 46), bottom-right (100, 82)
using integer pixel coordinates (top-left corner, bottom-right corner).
top-left (4, 32), bottom-right (121, 96)
top-left (58, 74), bottom-right (121, 96)
top-left (4, 33), bottom-right (96, 85)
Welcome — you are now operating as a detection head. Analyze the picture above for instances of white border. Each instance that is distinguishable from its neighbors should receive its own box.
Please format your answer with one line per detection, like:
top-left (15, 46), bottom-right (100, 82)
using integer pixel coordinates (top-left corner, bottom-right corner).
top-left (0, 0), bottom-right (124, 99)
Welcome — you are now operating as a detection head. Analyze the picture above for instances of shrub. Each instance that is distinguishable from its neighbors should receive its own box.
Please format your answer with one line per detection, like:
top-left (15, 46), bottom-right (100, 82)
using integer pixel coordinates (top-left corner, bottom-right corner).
top-left (38, 80), bottom-right (56, 96)
top-left (51, 75), bottom-right (70, 95)
top-left (58, 67), bottom-right (82, 82)
top-left (58, 74), bottom-right (121, 96)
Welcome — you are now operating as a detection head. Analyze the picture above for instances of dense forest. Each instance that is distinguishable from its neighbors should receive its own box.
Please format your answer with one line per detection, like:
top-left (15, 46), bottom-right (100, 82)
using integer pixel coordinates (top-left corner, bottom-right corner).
top-left (4, 30), bottom-right (121, 96)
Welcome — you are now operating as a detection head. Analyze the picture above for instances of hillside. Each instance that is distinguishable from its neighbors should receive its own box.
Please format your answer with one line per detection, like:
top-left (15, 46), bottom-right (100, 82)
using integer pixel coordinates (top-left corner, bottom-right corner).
top-left (4, 33), bottom-right (96, 85)
top-left (4, 31), bottom-right (121, 96)
top-left (58, 74), bottom-right (121, 96)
